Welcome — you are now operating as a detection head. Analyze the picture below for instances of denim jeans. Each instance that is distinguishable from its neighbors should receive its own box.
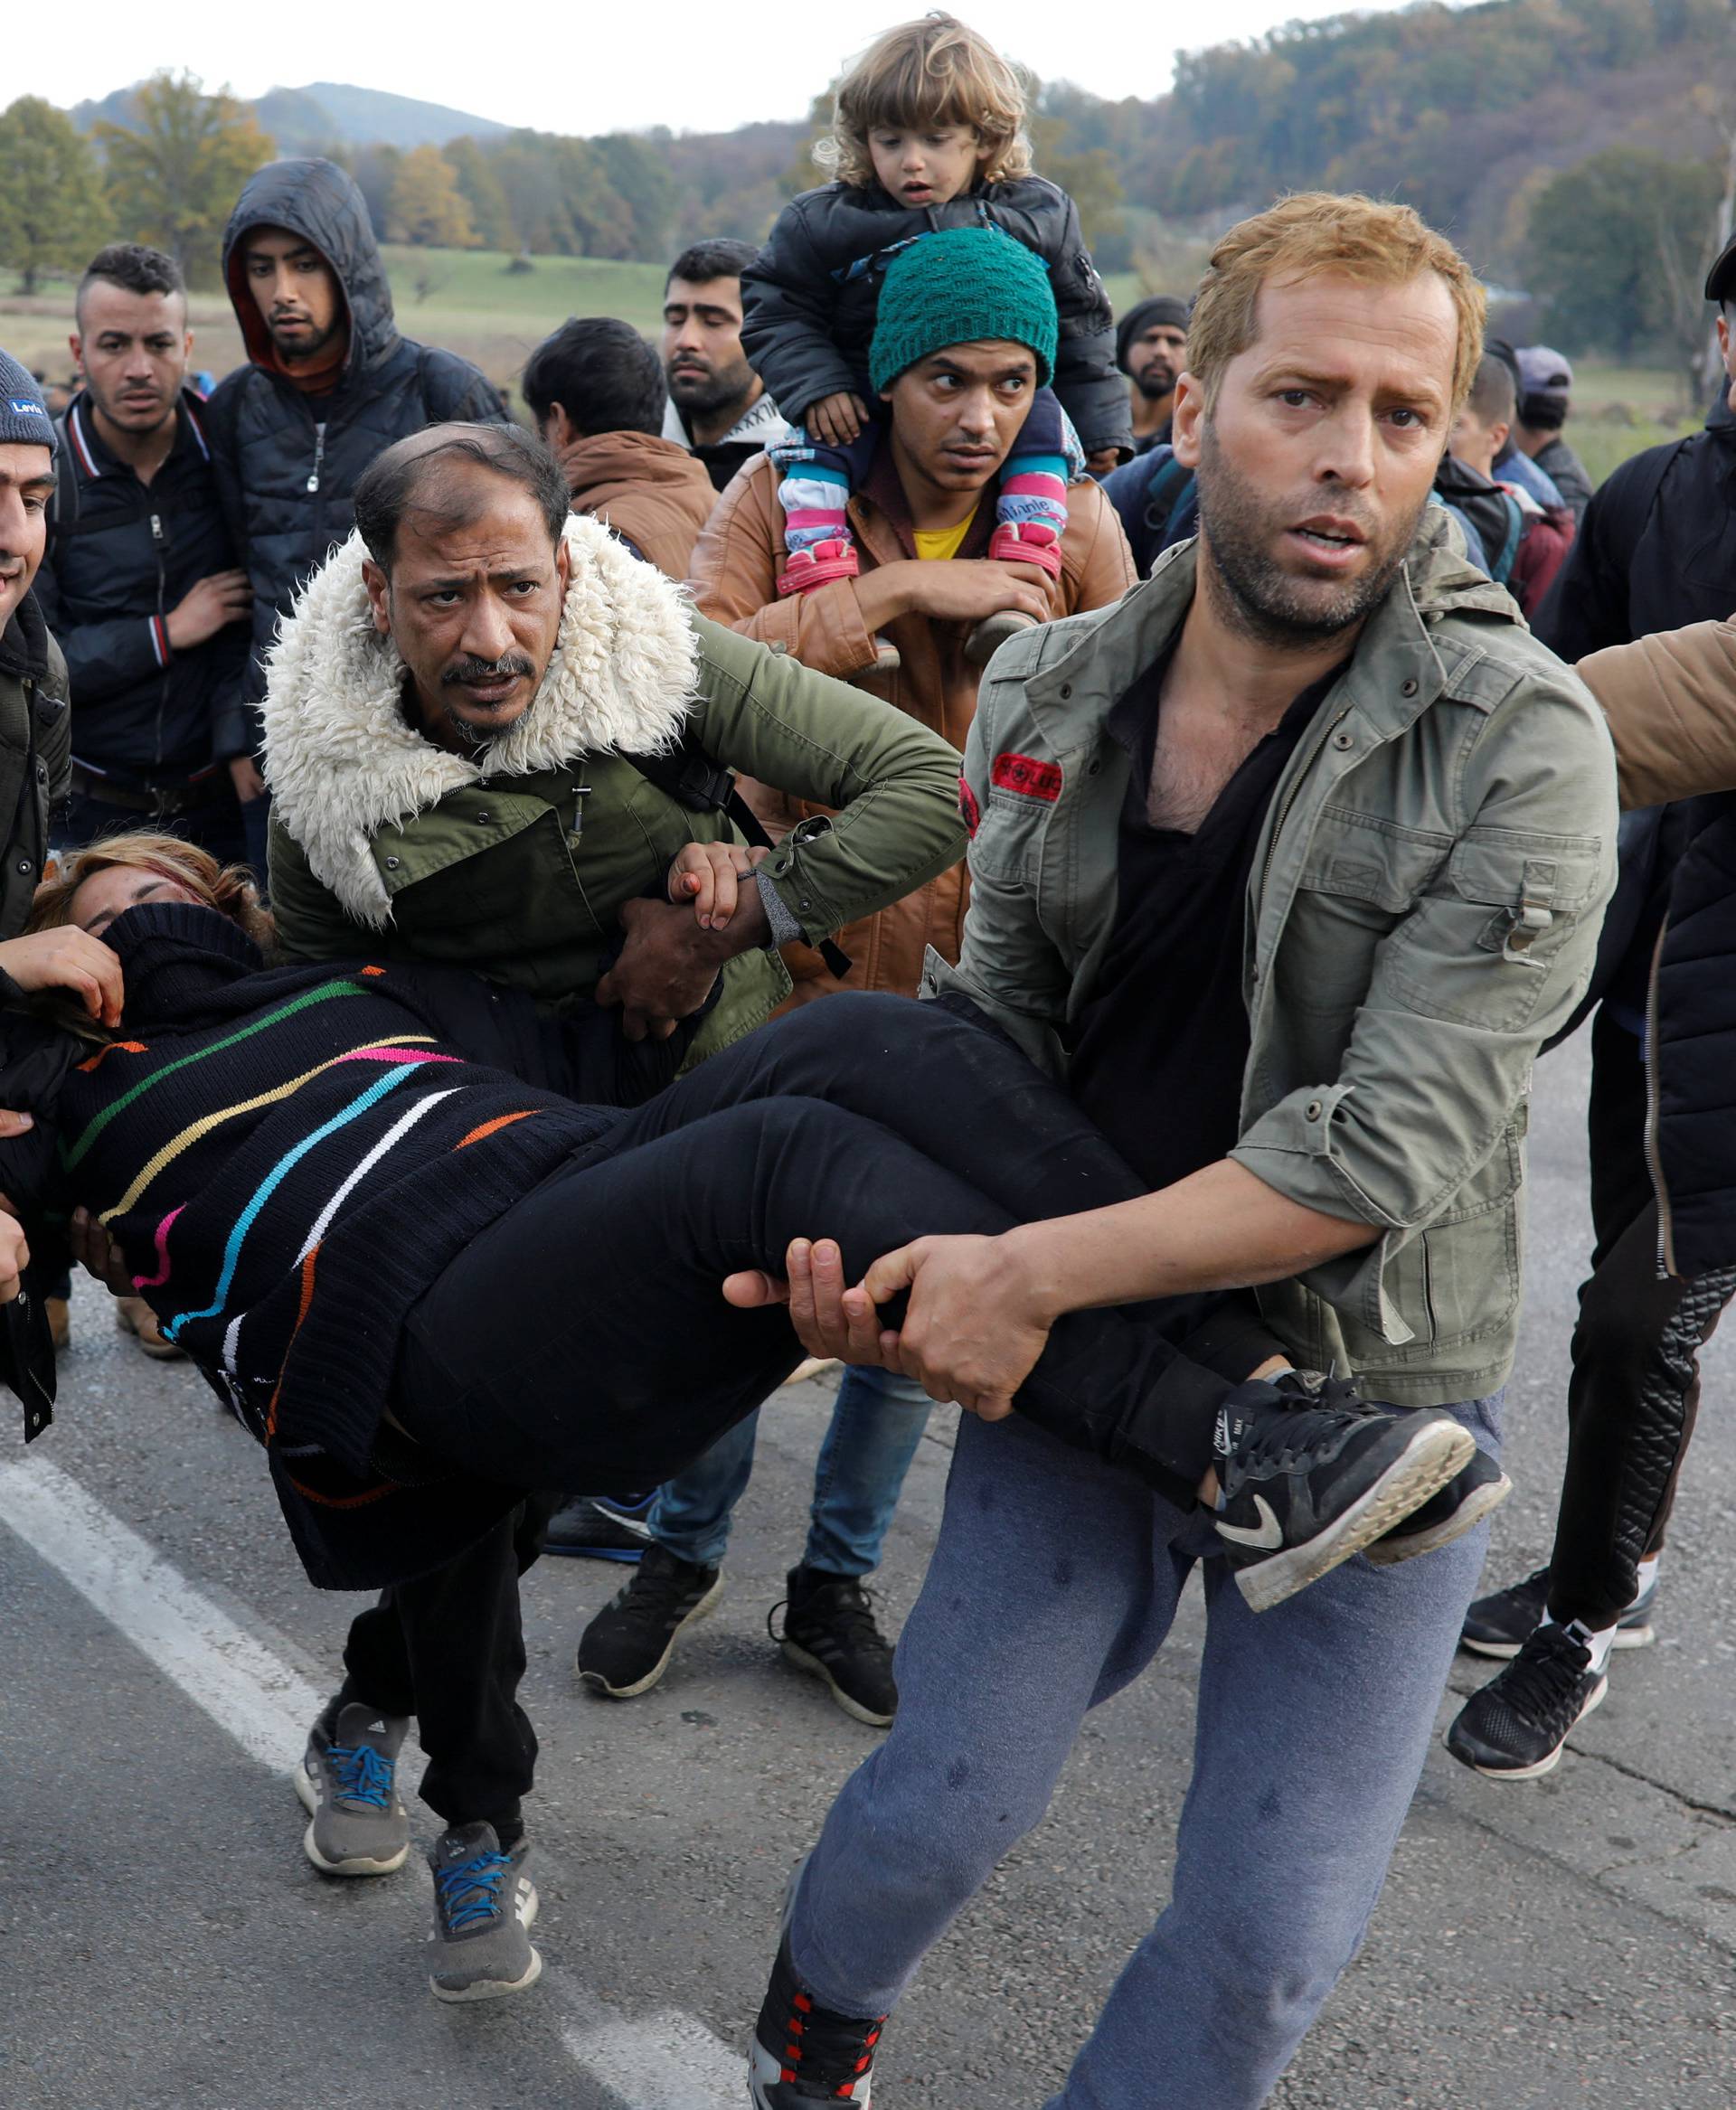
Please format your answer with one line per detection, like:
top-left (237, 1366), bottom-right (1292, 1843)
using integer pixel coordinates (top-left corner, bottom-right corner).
top-left (789, 1392), bottom-right (1504, 2110)
top-left (646, 1361), bottom-right (935, 1577)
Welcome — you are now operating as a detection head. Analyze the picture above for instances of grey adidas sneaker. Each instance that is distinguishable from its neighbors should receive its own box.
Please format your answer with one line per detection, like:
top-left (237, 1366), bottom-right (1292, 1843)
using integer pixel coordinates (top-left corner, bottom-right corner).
top-left (294, 1700), bottom-right (410, 1875)
top-left (428, 1823), bottom-right (542, 2002)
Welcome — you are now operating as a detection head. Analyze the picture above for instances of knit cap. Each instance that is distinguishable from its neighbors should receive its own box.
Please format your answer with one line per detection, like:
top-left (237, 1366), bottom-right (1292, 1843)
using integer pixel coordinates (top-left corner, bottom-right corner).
top-left (870, 227), bottom-right (1058, 394)
top-left (1115, 295), bottom-right (1190, 373)
top-left (0, 349), bottom-right (57, 458)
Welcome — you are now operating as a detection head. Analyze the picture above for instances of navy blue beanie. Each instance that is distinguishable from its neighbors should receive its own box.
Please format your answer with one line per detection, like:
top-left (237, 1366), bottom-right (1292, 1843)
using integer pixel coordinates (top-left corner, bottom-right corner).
top-left (0, 350), bottom-right (57, 458)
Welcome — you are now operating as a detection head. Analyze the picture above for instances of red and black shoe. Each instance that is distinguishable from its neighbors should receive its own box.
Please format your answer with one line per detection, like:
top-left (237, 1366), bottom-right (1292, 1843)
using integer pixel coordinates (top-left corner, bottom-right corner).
top-left (749, 1936), bottom-right (884, 2105)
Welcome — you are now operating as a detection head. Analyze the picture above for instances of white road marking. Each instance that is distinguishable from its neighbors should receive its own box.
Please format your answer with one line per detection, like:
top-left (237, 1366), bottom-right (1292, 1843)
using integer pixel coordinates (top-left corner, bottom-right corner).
top-left (0, 1453), bottom-right (319, 1766)
top-left (0, 1451), bottom-right (743, 2108)
top-left (562, 2011), bottom-right (746, 2107)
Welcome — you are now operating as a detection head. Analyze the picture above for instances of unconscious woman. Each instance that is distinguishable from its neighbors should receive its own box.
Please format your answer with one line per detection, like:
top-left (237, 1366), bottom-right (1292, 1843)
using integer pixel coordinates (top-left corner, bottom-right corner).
top-left (0, 835), bottom-right (1499, 1970)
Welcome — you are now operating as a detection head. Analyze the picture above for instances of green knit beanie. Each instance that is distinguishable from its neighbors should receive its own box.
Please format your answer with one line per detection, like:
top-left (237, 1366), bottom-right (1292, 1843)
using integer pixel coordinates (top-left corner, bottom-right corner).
top-left (869, 226), bottom-right (1059, 394)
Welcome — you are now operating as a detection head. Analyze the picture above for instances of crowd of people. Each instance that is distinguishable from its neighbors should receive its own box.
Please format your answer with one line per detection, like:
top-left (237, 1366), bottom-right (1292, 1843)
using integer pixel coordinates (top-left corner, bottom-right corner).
top-left (4, 11), bottom-right (1735, 2105)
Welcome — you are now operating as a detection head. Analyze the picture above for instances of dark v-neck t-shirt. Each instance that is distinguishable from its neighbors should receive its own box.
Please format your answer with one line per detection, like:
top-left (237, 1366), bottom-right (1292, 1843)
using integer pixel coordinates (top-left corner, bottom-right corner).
top-left (1067, 653), bottom-right (1343, 1196)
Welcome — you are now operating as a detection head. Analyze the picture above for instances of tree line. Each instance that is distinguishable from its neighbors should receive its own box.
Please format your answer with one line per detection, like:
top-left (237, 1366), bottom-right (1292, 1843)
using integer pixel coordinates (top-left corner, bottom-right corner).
top-left (4, 0), bottom-right (1734, 377)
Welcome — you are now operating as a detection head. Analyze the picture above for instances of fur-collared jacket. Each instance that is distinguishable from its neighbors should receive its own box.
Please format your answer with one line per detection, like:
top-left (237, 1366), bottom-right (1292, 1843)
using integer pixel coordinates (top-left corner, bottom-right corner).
top-left (262, 511), bottom-right (967, 1062)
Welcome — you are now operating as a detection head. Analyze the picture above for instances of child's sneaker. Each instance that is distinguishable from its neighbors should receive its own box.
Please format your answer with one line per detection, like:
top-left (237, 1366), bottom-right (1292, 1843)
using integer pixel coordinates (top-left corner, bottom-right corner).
top-left (294, 1699), bottom-right (410, 1875)
top-left (427, 1823), bottom-right (541, 2002)
top-left (1211, 1373), bottom-right (1473, 1612)
top-left (986, 518), bottom-right (1063, 576)
top-left (776, 539), bottom-right (861, 595)
top-left (965, 608), bottom-right (1038, 665)
top-left (750, 1935), bottom-right (884, 2105)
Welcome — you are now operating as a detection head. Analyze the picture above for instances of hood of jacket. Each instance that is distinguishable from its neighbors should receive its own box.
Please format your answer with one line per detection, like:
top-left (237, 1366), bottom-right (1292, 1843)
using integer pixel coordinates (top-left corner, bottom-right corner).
top-left (221, 157), bottom-right (399, 381)
top-left (261, 509), bottom-right (701, 928)
top-left (661, 390), bottom-right (789, 454)
top-left (559, 428), bottom-right (719, 510)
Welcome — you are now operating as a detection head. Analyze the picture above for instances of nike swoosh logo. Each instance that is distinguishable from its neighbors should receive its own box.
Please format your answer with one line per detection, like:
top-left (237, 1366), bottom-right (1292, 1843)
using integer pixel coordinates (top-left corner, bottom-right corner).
top-left (1216, 1494), bottom-right (1284, 1550)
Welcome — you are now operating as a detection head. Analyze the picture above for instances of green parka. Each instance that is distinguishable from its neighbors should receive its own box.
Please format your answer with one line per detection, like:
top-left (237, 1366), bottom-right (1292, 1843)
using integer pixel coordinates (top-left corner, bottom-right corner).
top-left (263, 513), bottom-right (966, 1061)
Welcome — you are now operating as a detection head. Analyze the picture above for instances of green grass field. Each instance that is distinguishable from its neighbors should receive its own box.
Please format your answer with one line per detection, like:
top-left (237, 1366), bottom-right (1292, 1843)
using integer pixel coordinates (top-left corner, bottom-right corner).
top-left (3, 248), bottom-right (1713, 486)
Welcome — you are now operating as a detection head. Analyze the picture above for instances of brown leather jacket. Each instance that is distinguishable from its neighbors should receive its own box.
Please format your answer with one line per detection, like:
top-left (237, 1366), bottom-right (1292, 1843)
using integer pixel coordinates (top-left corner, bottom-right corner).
top-left (556, 429), bottom-right (718, 580)
top-left (688, 447), bottom-right (1136, 1001)
top-left (1580, 617), bottom-right (1736, 808)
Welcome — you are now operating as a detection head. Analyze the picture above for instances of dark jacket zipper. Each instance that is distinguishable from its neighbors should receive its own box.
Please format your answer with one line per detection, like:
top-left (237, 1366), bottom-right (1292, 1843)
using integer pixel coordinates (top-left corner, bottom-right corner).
top-left (149, 508), bottom-right (169, 769)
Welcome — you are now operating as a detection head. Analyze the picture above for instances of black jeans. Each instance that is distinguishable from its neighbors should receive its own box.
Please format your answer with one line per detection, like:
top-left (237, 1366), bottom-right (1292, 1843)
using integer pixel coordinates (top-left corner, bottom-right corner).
top-left (393, 994), bottom-right (1273, 1498)
top-left (361, 996), bottom-right (1278, 1827)
top-left (336, 1493), bottom-right (557, 1839)
top-left (1548, 1011), bottom-right (1736, 1626)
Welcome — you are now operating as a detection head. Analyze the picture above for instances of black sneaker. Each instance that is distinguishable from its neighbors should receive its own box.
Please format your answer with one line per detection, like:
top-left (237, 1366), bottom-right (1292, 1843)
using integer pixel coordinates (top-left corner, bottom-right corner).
top-left (542, 1492), bottom-right (655, 1562)
top-left (1212, 1372), bottom-right (1473, 1613)
top-left (1364, 1447), bottom-right (1512, 1567)
top-left (1460, 1566), bottom-right (1659, 1658)
top-left (427, 1823), bottom-right (540, 2001)
top-left (575, 1542), bottom-right (723, 1698)
top-left (1445, 1623), bottom-right (1609, 1779)
top-left (749, 1934), bottom-right (884, 2105)
top-left (769, 1567), bottom-right (899, 1728)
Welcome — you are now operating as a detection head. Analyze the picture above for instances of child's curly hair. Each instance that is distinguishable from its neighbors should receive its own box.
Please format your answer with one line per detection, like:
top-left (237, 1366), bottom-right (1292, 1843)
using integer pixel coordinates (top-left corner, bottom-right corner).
top-left (818, 14), bottom-right (1033, 190)
top-left (28, 833), bottom-right (277, 954)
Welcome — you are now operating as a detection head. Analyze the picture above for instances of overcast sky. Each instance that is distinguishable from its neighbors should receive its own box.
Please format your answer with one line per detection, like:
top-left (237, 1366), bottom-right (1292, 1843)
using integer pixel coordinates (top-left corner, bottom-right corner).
top-left (29, 2), bottom-right (1411, 137)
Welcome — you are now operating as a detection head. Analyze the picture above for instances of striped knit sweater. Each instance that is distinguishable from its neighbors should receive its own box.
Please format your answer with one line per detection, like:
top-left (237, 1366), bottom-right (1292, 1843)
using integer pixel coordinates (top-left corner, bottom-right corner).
top-left (52, 902), bottom-right (616, 1587)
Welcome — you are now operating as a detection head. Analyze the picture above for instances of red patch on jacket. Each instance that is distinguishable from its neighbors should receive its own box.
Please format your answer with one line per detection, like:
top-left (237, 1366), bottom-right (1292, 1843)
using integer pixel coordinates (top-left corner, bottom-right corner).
top-left (991, 751), bottom-right (1063, 802)
top-left (958, 773), bottom-right (981, 837)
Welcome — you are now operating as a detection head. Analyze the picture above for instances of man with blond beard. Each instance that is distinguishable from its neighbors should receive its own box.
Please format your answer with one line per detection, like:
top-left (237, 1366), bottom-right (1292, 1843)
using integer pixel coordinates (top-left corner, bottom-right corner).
top-left (741, 193), bottom-right (1620, 2110)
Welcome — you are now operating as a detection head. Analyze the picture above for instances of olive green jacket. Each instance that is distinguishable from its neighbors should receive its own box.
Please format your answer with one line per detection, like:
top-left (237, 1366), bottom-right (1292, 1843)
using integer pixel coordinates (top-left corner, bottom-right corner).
top-left (262, 514), bottom-right (966, 1063)
top-left (923, 512), bottom-right (1618, 1405)
top-left (0, 596), bottom-right (71, 939)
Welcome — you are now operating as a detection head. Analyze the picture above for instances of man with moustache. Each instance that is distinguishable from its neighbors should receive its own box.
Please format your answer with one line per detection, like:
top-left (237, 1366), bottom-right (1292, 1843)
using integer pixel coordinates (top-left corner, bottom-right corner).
top-left (661, 240), bottom-right (790, 493)
top-left (204, 158), bottom-right (505, 871)
top-left (1117, 292), bottom-right (1189, 454)
top-left (36, 247), bottom-right (250, 867)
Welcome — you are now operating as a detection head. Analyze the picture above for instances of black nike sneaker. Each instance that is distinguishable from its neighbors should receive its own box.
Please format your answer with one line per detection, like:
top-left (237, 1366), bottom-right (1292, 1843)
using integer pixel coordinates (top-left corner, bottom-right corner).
top-left (1364, 1446), bottom-right (1512, 1567)
top-left (542, 1492), bottom-right (656, 1562)
top-left (1459, 1566), bottom-right (1659, 1658)
top-left (749, 1935), bottom-right (884, 2106)
top-left (1445, 1621), bottom-right (1609, 1779)
top-left (1212, 1373), bottom-right (1474, 1613)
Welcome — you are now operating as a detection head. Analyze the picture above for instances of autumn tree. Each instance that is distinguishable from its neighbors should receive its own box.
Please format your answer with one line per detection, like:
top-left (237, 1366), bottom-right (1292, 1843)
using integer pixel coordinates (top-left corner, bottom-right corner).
top-left (387, 146), bottom-right (477, 248)
top-left (95, 73), bottom-right (275, 288)
top-left (0, 97), bottom-right (112, 295)
top-left (1526, 146), bottom-right (1722, 387)
top-left (444, 137), bottom-right (514, 251)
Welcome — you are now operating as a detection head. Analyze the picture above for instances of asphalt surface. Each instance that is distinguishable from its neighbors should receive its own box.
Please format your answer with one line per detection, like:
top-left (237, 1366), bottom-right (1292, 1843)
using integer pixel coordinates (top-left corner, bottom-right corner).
top-left (2, 1023), bottom-right (1733, 2108)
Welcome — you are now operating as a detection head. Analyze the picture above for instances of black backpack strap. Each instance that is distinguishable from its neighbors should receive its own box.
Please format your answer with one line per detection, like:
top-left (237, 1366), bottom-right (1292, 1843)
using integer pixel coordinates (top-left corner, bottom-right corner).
top-left (50, 416), bottom-right (80, 533)
top-left (625, 739), bottom-right (853, 980)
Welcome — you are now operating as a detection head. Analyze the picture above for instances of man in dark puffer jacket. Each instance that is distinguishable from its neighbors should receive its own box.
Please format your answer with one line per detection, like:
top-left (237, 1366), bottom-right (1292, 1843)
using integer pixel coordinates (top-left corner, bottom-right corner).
top-left (203, 158), bottom-right (506, 869)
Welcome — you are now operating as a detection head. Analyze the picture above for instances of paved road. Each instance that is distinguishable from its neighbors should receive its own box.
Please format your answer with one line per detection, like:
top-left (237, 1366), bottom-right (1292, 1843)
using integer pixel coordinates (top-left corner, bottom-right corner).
top-left (2, 1026), bottom-right (1732, 2108)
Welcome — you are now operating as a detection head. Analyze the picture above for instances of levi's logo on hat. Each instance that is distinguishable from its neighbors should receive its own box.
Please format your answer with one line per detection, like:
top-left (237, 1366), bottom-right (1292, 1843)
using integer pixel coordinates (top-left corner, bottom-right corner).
top-left (991, 751), bottom-right (1063, 801)
top-left (7, 398), bottom-right (47, 419)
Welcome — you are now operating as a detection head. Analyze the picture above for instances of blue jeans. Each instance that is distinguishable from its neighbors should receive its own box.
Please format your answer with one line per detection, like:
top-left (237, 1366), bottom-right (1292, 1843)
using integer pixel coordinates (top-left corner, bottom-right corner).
top-left (647, 1362), bottom-right (934, 1576)
top-left (790, 1393), bottom-right (1503, 2110)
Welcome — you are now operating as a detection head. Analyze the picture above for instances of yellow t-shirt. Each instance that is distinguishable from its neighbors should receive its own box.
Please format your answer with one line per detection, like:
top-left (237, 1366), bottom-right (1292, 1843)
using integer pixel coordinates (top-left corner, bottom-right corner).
top-left (912, 510), bottom-right (979, 563)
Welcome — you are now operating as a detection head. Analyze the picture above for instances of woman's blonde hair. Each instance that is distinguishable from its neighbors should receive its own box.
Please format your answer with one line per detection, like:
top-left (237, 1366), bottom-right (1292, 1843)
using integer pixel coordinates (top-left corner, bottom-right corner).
top-left (28, 832), bottom-right (276, 955)
top-left (1184, 192), bottom-right (1486, 415)
top-left (818, 14), bottom-right (1033, 189)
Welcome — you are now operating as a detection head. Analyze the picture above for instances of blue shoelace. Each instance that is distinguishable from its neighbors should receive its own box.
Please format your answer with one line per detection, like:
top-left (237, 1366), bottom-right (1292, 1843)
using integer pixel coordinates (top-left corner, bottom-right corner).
top-left (436, 1852), bottom-right (510, 1933)
top-left (328, 1740), bottom-right (394, 1810)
